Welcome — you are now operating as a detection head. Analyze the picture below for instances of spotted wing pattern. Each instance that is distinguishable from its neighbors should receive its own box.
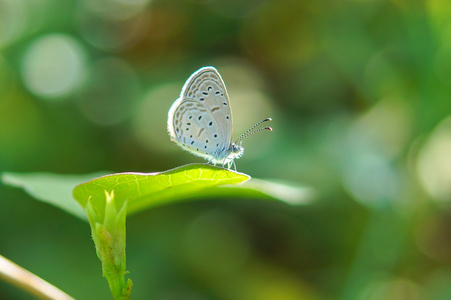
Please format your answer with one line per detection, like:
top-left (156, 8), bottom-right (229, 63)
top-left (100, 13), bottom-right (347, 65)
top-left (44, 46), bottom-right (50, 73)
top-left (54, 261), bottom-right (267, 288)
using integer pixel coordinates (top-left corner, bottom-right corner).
top-left (167, 67), bottom-right (233, 163)
top-left (169, 99), bottom-right (230, 161)
top-left (181, 67), bottom-right (233, 148)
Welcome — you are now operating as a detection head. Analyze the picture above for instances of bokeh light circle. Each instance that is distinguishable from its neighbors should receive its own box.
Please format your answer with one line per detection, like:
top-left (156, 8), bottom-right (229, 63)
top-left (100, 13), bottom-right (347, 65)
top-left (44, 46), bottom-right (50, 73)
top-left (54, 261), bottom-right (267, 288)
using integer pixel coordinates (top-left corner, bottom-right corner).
top-left (21, 34), bottom-right (88, 99)
top-left (417, 116), bottom-right (451, 202)
top-left (215, 62), bottom-right (276, 161)
top-left (132, 83), bottom-right (181, 155)
top-left (0, 0), bottom-right (26, 48)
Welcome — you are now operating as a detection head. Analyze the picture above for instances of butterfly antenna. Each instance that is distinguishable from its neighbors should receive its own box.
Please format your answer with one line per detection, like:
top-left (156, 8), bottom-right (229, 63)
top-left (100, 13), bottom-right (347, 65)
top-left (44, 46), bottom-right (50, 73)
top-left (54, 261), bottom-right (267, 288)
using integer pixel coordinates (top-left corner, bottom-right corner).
top-left (235, 118), bottom-right (272, 144)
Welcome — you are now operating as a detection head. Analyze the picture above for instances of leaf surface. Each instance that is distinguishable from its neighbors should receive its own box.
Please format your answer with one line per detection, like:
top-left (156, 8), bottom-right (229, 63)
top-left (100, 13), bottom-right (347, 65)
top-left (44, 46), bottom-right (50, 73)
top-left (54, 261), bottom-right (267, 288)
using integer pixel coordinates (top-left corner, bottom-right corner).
top-left (73, 164), bottom-right (250, 216)
top-left (2, 165), bottom-right (313, 221)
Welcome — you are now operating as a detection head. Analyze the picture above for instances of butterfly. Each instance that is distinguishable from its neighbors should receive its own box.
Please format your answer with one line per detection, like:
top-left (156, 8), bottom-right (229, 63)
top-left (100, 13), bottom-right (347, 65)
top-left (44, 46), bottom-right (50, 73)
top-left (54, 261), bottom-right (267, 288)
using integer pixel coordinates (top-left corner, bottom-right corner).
top-left (167, 66), bottom-right (272, 170)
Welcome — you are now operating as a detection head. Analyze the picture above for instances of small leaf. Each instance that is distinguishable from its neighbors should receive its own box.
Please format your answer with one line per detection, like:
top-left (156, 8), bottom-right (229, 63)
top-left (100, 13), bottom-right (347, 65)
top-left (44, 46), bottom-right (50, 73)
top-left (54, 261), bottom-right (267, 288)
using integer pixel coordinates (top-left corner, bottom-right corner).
top-left (73, 164), bottom-right (250, 216)
top-left (2, 172), bottom-right (107, 220)
top-left (2, 165), bottom-right (313, 221)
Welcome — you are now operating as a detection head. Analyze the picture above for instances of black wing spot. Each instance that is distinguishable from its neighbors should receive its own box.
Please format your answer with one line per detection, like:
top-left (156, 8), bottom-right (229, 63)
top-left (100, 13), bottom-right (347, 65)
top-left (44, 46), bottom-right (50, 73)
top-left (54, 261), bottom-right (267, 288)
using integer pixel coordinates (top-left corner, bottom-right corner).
top-left (221, 93), bottom-right (224, 96)
top-left (215, 91), bottom-right (220, 95)
top-left (190, 135), bottom-right (193, 138)
top-left (189, 116), bottom-right (192, 119)
top-left (176, 128), bottom-right (179, 132)
top-left (214, 134), bottom-right (217, 138)
top-left (204, 146), bottom-right (207, 149)
top-left (187, 122), bottom-right (191, 125)
top-left (226, 116), bottom-right (230, 119)
top-left (209, 121), bottom-right (213, 126)
top-left (223, 102), bottom-right (227, 106)
top-left (216, 143), bottom-right (219, 147)
top-left (206, 140), bottom-right (208, 143)
top-left (208, 86), bottom-right (212, 91)
top-left (200, 98), bottom-right (204, 101)
top-left (198, 116), bottom-right (202, 120)
top-left (197, 148), bottom-right (199, 151)
top-left (191, 141), bottom-right (194, 145)
top-left (202, 91), bottom-right (208, 95)
top-left (186, 128), bottom-right (189, 131)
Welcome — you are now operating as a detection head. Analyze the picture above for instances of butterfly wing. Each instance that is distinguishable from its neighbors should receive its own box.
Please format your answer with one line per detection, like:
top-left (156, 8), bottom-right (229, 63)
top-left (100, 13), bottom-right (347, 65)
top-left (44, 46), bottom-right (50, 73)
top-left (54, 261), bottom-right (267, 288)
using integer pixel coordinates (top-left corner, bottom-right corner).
top-left (168, 98), bottom-right (230, 162)
top-left (181, 66), bottom-right (233, 147)
top-left (168, 67), bottom-right (233, 163)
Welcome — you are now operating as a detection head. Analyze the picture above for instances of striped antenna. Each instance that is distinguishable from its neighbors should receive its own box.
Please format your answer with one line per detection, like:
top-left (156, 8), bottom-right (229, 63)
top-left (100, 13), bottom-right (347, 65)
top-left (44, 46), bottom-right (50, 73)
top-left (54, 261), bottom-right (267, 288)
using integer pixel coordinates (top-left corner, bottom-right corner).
top-left (235, 118), bottom-right (272, 144)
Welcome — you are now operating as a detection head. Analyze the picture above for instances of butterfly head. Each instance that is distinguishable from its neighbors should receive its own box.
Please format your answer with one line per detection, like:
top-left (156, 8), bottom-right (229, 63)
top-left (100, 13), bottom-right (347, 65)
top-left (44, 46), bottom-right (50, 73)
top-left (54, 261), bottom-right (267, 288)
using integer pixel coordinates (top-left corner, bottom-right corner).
top-left (218, 143), bottom-right (243, 167)
top-left (230, 143), bottom-right (244, 158)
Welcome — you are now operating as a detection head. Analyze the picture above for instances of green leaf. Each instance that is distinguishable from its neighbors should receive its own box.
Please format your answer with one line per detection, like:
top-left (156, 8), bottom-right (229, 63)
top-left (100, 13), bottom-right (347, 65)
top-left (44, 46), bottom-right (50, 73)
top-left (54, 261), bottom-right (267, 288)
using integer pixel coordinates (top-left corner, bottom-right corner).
top-left (73, 164), bottom-right (251, 216)
top-left (200, 178), bottom-right (314, 205)
top-left (1, 172), bottom-right (107, 220)
top-left (2, 165), bottom-right (313, 221)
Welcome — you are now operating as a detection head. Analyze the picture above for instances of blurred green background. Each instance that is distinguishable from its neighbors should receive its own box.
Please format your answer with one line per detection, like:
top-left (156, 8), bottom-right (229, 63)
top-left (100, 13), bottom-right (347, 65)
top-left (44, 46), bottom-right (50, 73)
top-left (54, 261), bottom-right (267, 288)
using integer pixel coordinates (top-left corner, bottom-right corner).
top-left (1, 0), bottom-right (451, 299)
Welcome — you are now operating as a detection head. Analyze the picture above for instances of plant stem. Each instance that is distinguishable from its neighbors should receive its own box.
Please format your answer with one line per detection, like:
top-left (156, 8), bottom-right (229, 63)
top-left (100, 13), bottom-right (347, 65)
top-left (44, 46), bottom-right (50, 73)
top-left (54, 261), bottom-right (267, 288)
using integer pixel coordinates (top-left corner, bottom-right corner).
top-left (86, 191), bottom-right (132, 300)
top-left (0, 254), bottom-right (75, 300)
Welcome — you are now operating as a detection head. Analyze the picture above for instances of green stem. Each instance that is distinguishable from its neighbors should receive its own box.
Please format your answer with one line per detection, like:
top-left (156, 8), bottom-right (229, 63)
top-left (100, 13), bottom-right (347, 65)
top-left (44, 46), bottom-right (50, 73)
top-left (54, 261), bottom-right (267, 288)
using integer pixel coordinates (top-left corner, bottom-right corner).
top-left (86, 191), bottom-right (132, 300)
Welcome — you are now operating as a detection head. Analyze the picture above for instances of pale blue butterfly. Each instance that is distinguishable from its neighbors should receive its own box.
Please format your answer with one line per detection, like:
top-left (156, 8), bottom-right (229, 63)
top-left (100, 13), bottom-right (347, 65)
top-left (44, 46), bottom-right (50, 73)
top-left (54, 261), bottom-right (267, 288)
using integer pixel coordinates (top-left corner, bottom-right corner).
top-left (168, 66), bottom-right (272, 170)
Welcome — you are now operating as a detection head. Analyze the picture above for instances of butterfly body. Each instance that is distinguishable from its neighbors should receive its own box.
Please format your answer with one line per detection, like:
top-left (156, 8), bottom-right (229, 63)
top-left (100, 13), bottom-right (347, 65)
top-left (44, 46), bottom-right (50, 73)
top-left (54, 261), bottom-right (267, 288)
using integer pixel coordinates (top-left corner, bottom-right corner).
top-left (168, 66), bottom-right (270, 169)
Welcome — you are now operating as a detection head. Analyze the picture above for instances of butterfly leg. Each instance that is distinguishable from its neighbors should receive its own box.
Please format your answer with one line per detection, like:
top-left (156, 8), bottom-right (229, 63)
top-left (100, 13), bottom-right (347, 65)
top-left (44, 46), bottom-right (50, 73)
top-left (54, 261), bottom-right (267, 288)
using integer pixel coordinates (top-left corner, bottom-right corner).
top-left (206, 158), bottom-right (218, 166)
top-left (224, 160), bottom-right (234, 170)
top-left (230, 160), bottom-right (237, 171)
top-left (221, 158), bottom-right (227, 169)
